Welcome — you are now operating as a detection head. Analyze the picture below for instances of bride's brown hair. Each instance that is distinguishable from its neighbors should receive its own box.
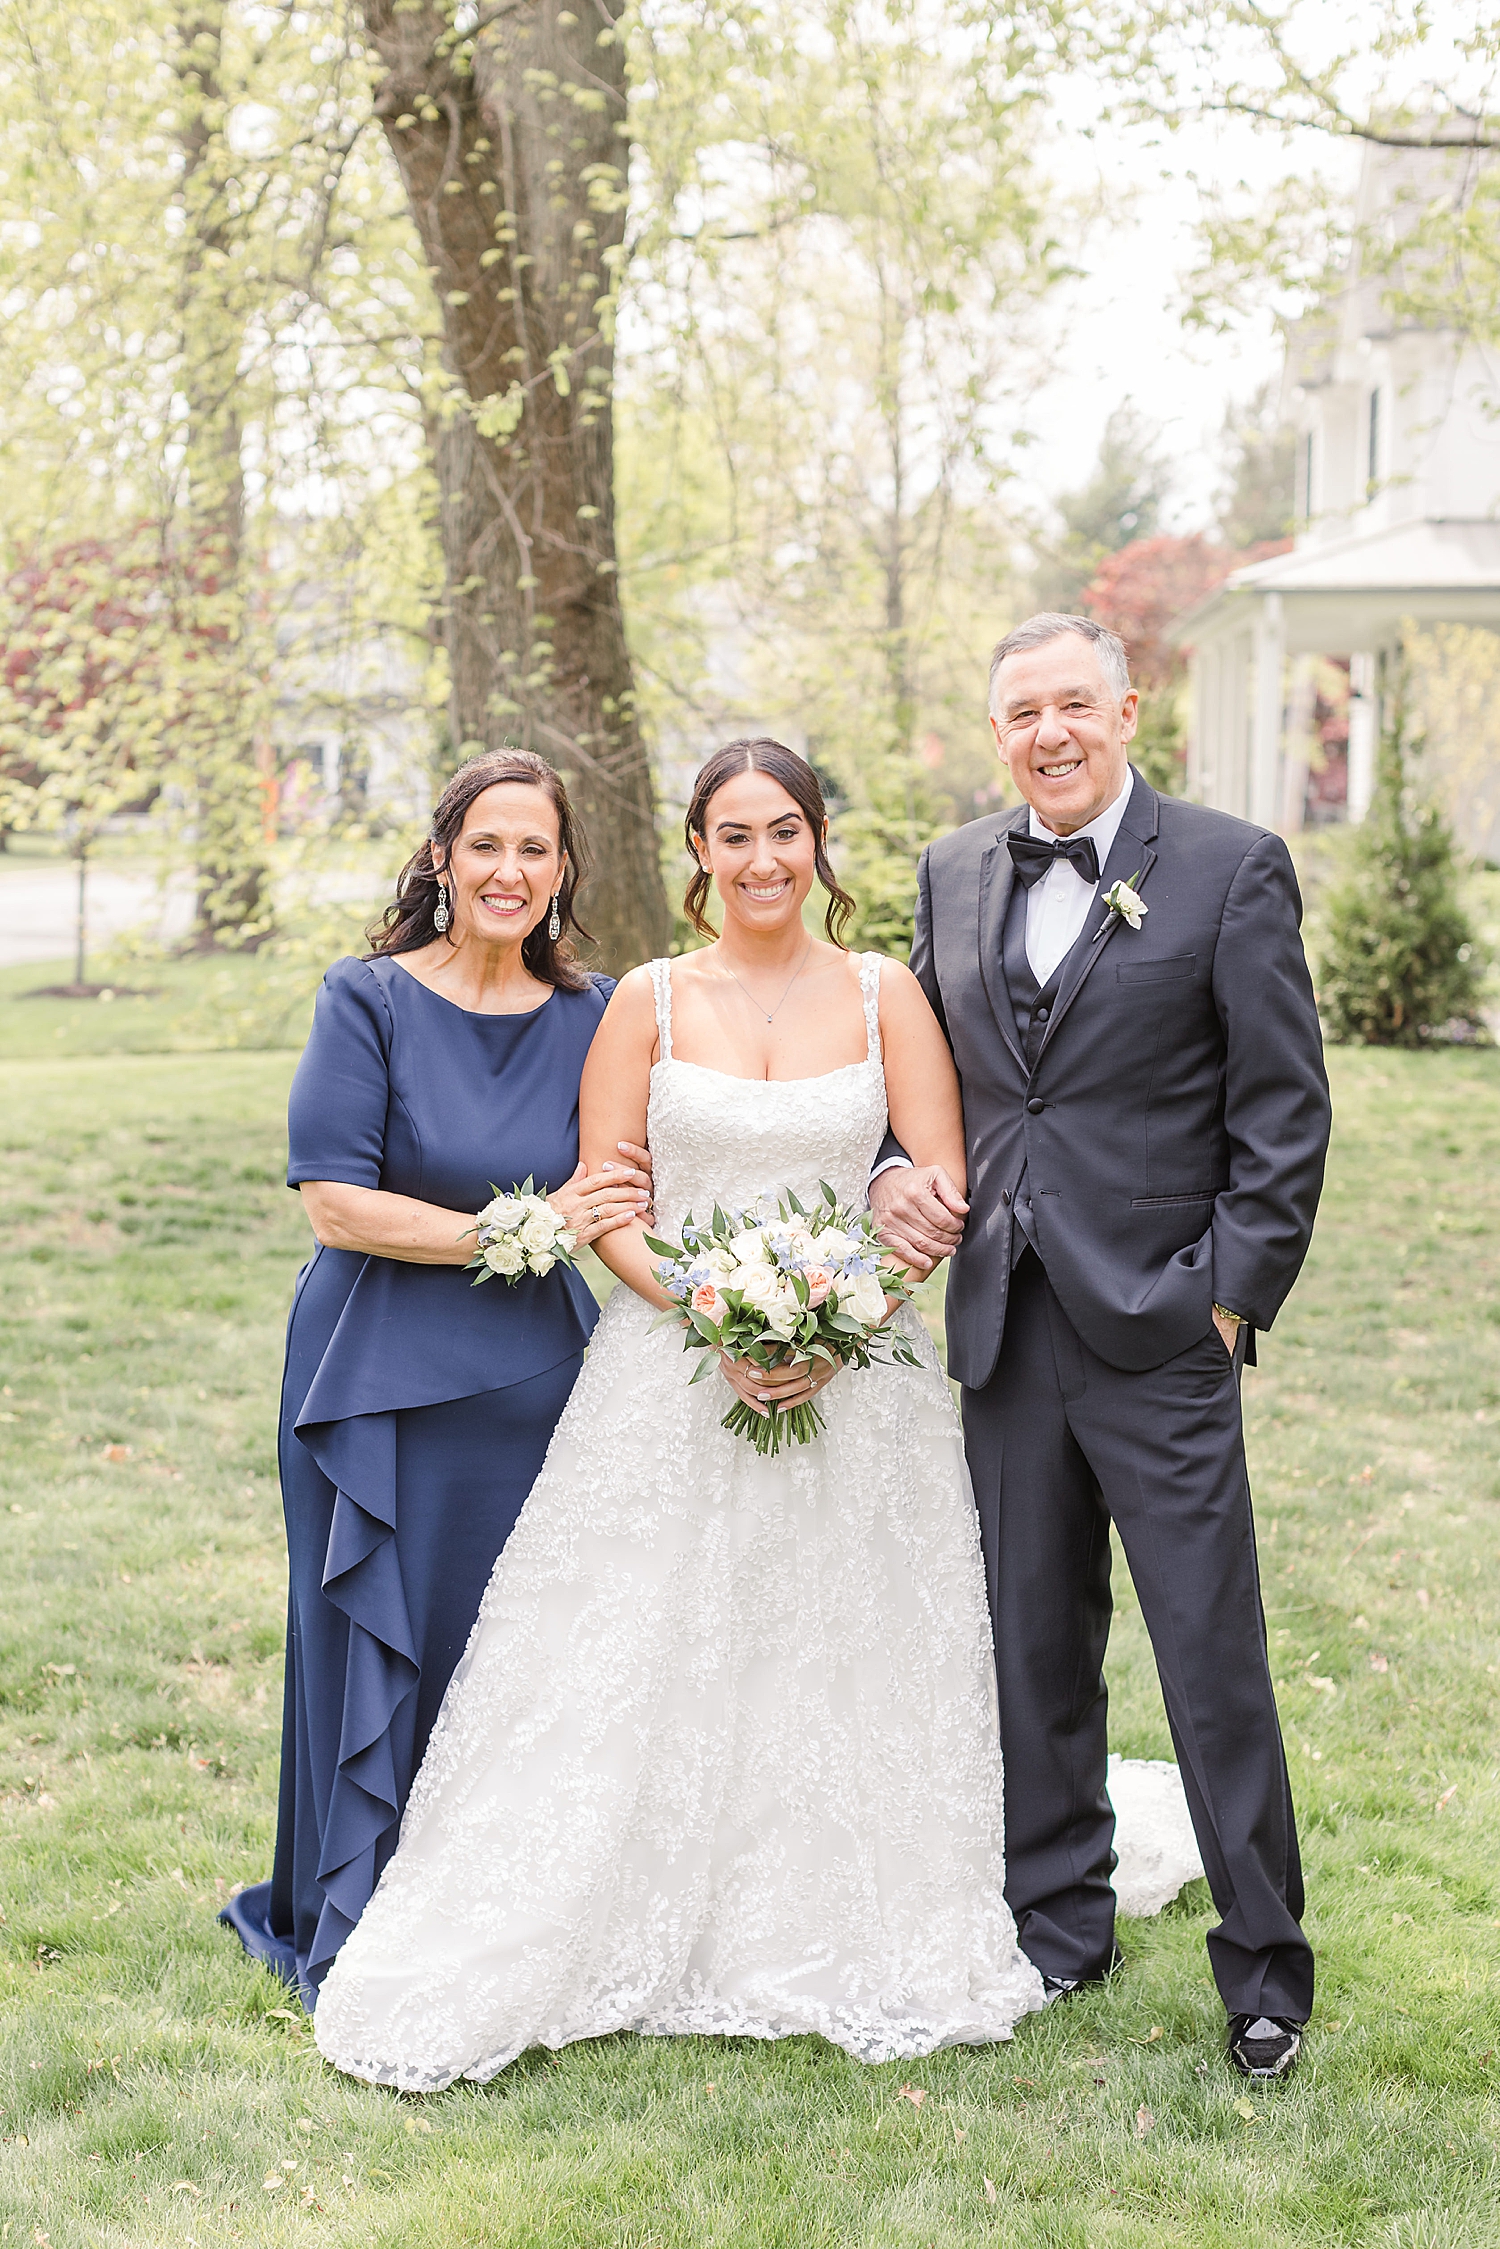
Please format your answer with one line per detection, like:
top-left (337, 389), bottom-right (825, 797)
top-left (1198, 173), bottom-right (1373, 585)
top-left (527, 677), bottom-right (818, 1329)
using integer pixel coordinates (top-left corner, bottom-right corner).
top-left (683, 738), bottom-right (856, 945)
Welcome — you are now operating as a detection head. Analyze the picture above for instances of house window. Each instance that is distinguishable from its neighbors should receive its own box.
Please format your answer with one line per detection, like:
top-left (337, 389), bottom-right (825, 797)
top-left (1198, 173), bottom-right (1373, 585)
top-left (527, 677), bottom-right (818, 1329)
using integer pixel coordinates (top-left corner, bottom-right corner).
top-left (1367, 387), bottom-right (1381, 497)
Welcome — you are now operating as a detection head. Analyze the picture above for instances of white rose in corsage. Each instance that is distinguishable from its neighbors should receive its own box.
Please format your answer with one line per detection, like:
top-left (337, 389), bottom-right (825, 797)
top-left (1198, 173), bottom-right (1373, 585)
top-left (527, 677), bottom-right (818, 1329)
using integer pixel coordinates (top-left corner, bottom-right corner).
top-left (1102, 870), bottom-right (1148, 931)
top-left (646, 1183), bottom-right (923, 1457)
top-left (519, 1209), bottom-right (558, 1256)
top-left (465, 1175), bottom-right (579, 1289)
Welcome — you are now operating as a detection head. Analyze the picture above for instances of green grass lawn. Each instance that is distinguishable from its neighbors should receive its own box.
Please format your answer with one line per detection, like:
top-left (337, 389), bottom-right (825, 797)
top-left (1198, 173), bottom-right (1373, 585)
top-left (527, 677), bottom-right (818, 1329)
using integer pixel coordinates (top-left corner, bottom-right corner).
top-left (2, 961), bottom-right (1499, 2247)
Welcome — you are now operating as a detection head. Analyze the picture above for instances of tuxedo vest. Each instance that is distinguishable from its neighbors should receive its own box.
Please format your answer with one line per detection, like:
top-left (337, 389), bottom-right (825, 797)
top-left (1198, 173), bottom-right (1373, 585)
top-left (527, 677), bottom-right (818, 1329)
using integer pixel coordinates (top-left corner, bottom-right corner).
top-left (1001, 874), bottom-right (1088, 1264)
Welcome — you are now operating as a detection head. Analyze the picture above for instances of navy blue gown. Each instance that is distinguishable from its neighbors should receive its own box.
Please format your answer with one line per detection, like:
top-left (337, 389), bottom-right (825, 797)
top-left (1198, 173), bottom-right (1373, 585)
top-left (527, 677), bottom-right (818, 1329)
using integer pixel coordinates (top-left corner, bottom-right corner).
top-left (220, 954), bottom-right (613, 2006)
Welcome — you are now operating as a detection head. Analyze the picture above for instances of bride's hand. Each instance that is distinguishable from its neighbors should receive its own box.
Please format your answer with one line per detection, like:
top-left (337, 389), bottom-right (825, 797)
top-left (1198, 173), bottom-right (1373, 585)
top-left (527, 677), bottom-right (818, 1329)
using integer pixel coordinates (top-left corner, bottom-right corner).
top-left (548, 1157), bottom-right (651, 1248)
top-left (718, 1348), bottom-right (841, 1419)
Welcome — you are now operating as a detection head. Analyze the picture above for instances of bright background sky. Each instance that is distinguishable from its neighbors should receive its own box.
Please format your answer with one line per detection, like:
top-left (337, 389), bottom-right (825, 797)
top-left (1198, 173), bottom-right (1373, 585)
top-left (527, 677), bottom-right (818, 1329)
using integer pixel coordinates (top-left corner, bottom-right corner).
top-left (1016, 110), bottom-right (1360, 530)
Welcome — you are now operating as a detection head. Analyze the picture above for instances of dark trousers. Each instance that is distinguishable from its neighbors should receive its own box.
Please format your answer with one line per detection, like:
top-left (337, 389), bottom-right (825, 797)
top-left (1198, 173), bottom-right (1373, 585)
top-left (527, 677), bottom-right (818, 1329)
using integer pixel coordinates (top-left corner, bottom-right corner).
top-left (961, 1250), bottom-right (1312, 2023)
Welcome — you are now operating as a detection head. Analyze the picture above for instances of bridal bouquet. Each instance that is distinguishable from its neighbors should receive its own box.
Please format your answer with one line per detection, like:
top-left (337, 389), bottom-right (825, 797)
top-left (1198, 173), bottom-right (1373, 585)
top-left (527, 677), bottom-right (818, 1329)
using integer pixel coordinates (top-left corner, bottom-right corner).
top-left (647, 1183), bottom-right (921, 1455)
top-left (465, 1179), bottom-right (577, 1285)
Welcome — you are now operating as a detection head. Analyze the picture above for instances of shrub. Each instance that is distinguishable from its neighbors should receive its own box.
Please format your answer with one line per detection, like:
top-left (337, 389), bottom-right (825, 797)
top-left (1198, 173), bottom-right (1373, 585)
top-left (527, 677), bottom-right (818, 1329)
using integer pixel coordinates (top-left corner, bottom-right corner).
top-left (1317, 692), bottom-right (1487, 1046)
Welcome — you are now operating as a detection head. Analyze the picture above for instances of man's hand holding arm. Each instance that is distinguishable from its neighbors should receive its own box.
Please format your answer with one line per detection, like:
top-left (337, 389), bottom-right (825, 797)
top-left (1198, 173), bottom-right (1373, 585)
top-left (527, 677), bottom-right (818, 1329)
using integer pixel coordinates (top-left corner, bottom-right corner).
top-left (869, 1163), bottom-right (968, 1278)
top-left (867, 848), bottom-right (969, 1278)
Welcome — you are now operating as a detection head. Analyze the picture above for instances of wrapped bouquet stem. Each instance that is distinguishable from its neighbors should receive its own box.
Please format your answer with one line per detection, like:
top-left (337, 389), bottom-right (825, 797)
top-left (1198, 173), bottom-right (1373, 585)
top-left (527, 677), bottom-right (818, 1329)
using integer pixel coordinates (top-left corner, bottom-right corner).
top-left (648, 1182), bottom-right (922, 1455)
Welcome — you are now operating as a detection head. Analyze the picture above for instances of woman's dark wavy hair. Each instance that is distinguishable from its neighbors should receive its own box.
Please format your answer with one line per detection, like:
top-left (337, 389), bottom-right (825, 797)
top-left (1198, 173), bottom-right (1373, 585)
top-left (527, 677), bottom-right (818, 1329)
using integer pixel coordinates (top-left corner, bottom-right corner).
top-left (366, 748), bottom-right (593, 990)
top-left (683, 738), bottom-right (855, 945)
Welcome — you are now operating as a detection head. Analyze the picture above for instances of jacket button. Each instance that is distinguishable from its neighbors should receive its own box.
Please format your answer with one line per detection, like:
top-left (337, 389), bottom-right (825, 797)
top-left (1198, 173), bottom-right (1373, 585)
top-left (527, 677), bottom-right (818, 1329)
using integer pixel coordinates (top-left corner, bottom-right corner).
top-left (1026, 1097), bottom-right (1045, 1115)
top-left (1035, 1005), bottom-right (1050, 1022)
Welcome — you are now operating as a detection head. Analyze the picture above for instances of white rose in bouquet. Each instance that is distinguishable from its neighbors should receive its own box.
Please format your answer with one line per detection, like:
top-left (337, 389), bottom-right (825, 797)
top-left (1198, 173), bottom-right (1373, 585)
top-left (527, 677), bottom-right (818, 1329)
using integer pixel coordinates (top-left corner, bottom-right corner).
top-left (838, 1270), bottom-right (889, 1329)
top-left (736, 1264), bottom-right (779, 1308)
top-left (520, 1208), bottom-right (558, 1256)
top-left (479, 1195), bottom-right (523, 1231)
top-left (484, 1237), bottom-right (527, 1277)
top-left (727, 1228), bottom-right (770, 1266)
top-left (704, 1244), bottom-right (737, 1278)
top-left (812, 1227), bottom-right (853, 1262)
top-left (531, 1252), bottom-right (557, 1277)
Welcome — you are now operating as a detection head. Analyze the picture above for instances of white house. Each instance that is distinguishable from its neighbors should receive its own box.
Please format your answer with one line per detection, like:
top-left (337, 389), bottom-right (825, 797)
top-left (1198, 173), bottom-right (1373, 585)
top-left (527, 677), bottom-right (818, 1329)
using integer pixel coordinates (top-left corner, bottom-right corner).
top-left (1175, 137), bottom-right (1500, 834)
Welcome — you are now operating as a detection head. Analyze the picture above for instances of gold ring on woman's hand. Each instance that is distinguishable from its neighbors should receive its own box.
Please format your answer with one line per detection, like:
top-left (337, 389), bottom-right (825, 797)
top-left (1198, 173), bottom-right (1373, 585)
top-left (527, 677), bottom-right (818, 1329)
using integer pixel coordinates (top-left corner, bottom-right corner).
top-left (592, 1206), bottom-right (603, 1223)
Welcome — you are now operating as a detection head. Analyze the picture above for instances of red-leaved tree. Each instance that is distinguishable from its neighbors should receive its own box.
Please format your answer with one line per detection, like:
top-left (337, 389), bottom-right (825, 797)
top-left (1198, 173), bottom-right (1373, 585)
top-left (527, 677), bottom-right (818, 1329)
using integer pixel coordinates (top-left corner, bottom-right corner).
top-left (1080, 533), bottom-right (1293, 789)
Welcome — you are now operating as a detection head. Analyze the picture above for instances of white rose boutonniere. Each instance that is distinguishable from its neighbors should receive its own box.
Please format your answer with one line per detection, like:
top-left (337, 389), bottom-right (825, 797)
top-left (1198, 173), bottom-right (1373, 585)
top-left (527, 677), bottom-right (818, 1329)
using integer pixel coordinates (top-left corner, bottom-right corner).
top-left (1102, 871), bottom-right (1148, 931)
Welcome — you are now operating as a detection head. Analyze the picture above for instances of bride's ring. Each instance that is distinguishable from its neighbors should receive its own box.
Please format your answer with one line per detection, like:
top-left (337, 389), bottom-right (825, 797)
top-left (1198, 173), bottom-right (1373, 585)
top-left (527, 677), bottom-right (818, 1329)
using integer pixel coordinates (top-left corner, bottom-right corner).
top-left (591, 1206), bottom-right (603, 1224)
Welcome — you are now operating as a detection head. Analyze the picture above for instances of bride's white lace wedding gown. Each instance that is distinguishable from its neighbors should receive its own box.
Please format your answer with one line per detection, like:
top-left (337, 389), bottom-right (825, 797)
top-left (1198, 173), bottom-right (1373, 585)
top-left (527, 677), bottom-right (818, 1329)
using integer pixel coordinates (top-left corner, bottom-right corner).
top-left (314, 956), bottom-right (1199, 2092)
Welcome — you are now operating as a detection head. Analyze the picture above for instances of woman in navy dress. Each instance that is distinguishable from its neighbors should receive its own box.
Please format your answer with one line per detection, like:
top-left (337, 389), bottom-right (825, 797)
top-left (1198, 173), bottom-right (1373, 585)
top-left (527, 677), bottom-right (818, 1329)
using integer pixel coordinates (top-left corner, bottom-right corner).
top-left (221, 749), bottom-right (651, 2007)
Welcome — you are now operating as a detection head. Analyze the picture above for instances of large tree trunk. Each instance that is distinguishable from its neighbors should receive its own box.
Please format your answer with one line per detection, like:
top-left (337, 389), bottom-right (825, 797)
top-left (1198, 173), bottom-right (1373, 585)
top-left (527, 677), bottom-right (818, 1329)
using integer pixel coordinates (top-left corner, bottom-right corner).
top-left (364, 0), bottom-right (669, 971)
top-left (175, 4), bottom-right (267, 945)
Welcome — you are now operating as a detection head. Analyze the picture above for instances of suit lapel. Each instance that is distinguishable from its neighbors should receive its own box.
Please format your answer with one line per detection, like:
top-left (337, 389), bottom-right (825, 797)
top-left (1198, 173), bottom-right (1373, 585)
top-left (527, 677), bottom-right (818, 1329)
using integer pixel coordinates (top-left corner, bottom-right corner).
top-left (976, 809), bottom-right (1029, 1072)
top-left (1034, 769), bottom-right (1160, 1062)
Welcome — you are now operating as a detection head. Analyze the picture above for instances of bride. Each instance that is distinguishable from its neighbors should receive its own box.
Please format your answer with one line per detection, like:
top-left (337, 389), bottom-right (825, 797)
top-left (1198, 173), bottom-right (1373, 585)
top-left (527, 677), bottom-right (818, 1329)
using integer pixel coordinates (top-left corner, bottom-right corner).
top-left (314, 740), bottom-right (1190, 2093)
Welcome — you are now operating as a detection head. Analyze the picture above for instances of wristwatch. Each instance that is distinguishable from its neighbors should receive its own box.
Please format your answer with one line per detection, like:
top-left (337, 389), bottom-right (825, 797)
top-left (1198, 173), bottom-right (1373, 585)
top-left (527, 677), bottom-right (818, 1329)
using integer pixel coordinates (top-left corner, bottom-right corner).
top-left (1212, 1304), bottom-right (1244, 1325)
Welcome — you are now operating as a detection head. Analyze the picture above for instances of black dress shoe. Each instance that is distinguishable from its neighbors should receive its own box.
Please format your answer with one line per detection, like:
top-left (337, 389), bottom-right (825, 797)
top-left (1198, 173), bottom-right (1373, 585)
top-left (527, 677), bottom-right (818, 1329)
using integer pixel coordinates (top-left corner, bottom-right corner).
top-left (1227, 2014), bottom-right (1302, 2079)
top-left (1040, 1975), bottom-right (1081, 2005)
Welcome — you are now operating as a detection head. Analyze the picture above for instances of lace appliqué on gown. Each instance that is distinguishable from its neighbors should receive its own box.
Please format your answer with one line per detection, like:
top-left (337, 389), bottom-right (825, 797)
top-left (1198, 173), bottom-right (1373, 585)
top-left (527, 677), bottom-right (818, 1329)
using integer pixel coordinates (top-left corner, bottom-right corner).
top-left (314, 955), bottom-right (1199, 2092)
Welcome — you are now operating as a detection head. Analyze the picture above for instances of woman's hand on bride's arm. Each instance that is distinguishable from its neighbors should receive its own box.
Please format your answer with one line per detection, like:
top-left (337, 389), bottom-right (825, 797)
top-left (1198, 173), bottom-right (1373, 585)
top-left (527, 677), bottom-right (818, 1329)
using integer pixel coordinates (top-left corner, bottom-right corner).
top-left (718, 1349), bottom-right (841, 1419)
top-left (548, 1157), bottom-right (650, 1248)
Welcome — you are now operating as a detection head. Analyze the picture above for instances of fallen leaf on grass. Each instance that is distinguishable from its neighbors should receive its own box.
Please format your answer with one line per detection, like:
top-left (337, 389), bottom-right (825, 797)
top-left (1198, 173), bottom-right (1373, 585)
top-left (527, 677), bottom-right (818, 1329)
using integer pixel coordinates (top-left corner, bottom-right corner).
top-left (262, 2175), bottom-right (283, 2192)
top-left (265, 2008), bottom-right (302, 2024)
top-left (983, 2177), bottom-right (998, 2204)
top-left (1135, 2106), bottom-right (1154, 2137)
top-left (1369, 1653), bottom-right (1389, 1672)
top-left (1437, 1785), bottom-right (1458, 1812)
top-left (1234, 2098), bottom-right (1258, 2124)
top-left (100, 1444), bottom-right (131, 1463)
top-left (170, 2182), bottom-right (200, 2196)
top-left (952, 2124), bottom-right (966, 2145)
top-left (1130, 2026), bottom-right (1164, 2046)
top-left (895, 2085), bottom-right (927, 2109)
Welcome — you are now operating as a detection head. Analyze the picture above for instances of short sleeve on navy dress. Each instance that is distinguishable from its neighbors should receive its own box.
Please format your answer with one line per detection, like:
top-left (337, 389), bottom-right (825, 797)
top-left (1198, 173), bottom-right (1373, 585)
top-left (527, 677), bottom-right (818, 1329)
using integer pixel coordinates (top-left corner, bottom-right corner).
top-left (287, 958), bottom-right (393, 1190)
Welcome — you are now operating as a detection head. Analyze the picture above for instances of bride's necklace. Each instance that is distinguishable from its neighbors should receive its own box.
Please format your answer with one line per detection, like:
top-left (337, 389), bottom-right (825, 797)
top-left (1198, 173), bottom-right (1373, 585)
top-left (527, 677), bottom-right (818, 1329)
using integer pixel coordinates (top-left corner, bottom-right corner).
top-left (717, 940), bottom-right (813, 1026)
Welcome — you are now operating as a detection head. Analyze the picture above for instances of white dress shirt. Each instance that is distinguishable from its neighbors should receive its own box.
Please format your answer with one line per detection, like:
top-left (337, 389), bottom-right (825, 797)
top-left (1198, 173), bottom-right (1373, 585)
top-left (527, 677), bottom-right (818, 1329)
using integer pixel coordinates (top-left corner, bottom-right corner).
top-left (868, 771), bottom-right (1135, 1184)
top-left (1022, 773), bottom-right (1133, 986)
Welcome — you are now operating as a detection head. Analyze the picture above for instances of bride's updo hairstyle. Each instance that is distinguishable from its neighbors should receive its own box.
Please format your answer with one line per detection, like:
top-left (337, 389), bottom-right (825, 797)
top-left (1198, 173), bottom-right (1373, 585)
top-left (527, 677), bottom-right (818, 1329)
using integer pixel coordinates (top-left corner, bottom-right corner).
top-left (366, 747), bottom-right (594, 990)
top-left (684, 738), bottom-right (856, 946)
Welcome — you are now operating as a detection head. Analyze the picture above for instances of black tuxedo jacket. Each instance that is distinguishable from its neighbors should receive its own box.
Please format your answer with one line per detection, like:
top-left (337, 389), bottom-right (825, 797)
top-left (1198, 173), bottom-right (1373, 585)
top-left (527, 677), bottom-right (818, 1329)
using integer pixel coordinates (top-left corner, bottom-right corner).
top-left (895, 769), bottom-right (1332, 1387)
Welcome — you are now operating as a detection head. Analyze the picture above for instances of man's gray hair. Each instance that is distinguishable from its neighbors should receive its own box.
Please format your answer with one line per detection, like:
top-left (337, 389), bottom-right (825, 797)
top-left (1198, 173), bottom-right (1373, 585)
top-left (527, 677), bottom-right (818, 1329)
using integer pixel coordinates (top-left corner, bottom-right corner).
top-left (988, 613), bottom-right (1131, 715)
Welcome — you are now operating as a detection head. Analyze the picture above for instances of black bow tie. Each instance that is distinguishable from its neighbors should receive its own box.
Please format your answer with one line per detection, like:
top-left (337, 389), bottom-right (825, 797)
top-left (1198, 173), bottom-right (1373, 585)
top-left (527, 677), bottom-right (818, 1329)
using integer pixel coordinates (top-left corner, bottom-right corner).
top-left (1007, 831), bottom-right (1100, 889)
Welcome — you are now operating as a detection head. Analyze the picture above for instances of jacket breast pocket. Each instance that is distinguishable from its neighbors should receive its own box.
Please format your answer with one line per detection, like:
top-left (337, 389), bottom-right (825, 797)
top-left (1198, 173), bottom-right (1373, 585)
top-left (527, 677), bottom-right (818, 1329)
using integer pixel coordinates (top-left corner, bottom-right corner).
top-left (1116, 953), bottom-right (1197, 986)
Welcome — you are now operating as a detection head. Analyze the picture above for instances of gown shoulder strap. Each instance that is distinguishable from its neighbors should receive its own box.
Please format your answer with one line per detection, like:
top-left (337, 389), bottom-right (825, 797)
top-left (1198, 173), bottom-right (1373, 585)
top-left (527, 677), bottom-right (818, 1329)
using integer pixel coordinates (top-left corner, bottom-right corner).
top-left (858, 951), bottom-right (882, 1064)
top-left (647, 957), bottom-right (673, 1061)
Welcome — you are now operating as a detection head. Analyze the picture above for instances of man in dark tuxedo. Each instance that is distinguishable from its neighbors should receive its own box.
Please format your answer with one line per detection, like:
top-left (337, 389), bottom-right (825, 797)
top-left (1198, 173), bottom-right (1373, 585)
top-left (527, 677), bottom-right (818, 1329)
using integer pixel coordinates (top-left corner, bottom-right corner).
top-left (870, 613), bottom-right (1331, 2081)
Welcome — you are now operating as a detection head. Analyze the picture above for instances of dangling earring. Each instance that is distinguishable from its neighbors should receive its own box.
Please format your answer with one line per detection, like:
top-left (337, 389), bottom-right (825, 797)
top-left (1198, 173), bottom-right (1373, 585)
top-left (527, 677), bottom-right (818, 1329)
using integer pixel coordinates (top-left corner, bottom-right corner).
top-left (433, 883), bottom-right (451, 934)
top-left (547, 890), bottom-right (562, 942)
